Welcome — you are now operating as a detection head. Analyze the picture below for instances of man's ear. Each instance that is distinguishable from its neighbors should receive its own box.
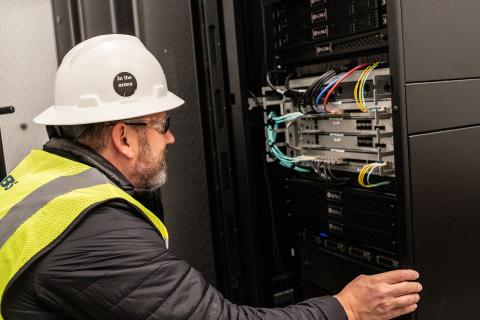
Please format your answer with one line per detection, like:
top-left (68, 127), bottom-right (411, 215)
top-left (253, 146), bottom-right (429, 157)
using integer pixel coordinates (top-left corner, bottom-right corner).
top-left (110, 123), bottom-right (137, 159)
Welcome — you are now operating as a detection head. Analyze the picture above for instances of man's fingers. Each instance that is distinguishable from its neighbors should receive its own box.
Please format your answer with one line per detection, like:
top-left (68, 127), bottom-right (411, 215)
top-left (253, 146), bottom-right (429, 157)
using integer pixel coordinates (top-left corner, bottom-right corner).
top-left (388, 303), bottom-right (418, 319)
top-left (389, 281), bottom-right (422, 297)
top-left (373, 269), bottom-right (420, 284)
top-left (393, 293), bottom-right (421, 308)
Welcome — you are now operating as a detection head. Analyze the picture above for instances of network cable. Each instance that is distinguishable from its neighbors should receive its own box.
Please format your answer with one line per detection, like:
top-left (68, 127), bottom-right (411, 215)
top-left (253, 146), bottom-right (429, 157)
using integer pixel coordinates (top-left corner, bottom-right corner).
top-left (354, 62), bottom-right (381, 112)
top-left (358, 162), bottom-right (391, 188)
top-left (360, 63), bottom-right (380, 110)
top-left (297, 70), bottom-right (336, 114)
top-left (314, 75), bottom-right (341, 108)
top-left (310, 160), bottom-right (350, 185)
top-left (322, 63), bottom-right (370, 113)
top-left (354, 64), bottom-right (375, 112)
top-left (311, 71), bottom-right (337, 113)
top-left (284, 73), bottom-right (306, 96)
top-left (266, 70), bottom-right (287, 95)
top-left (267, 111), bottom-right (313, 172)
top-left (267, 70), bottom-right (308, 97)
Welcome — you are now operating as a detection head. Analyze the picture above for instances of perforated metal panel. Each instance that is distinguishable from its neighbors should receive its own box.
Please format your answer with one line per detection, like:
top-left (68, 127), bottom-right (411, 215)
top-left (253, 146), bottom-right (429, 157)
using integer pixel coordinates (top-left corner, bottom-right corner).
top-left (0, 0), bottom-right (57, 173)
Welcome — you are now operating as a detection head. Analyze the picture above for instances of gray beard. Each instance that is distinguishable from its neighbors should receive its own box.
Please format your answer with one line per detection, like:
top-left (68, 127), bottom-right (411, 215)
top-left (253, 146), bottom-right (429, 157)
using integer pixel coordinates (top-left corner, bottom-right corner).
top-left (145, 162), bottom-right (167, 189)
top-left (135, 146), bottom-right (168, 190)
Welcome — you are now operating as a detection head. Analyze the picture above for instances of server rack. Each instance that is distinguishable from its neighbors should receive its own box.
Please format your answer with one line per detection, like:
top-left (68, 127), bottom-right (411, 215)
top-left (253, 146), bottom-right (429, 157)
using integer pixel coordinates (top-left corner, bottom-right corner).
top-left (193, 0), bottom-right (480, 319)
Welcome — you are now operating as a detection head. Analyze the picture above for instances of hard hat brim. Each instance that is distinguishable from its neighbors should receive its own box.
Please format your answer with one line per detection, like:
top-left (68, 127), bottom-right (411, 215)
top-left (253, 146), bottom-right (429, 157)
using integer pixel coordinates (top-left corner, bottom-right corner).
top-left (34, 91), bottom-right (185, 125)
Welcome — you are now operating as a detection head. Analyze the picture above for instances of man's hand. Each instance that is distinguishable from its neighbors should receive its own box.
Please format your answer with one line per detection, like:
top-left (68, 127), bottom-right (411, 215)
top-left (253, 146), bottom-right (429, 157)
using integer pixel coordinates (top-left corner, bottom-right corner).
top-left (333, 269), bottom-right (422, 320)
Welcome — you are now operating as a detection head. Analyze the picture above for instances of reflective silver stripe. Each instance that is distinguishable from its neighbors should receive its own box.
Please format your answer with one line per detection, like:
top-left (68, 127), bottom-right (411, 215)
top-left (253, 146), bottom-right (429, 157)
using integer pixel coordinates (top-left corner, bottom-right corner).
top-left (0, 168), bottom-right (110, 250)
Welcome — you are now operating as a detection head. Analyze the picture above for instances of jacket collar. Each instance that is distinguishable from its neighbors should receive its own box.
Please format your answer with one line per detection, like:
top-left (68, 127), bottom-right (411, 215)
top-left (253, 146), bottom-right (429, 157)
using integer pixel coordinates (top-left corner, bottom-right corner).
top-left (43, 138), bottom-right (164, 219)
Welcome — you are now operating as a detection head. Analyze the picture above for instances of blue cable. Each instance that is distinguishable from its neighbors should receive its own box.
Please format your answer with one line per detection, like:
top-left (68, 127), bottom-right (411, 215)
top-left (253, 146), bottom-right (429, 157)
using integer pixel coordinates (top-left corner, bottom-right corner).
top-left (366, 165), bottom-right (379, 184)
top-left (366, 164), bottom-right (390, 187)
top-left (294, 166), bottom-right (311, 173)
top-left (271, 113), bottom-right (303, 123)
top-left (267, 112), bottom-right (310, 171)
top-left (315, 76), bottom-right (342, 106)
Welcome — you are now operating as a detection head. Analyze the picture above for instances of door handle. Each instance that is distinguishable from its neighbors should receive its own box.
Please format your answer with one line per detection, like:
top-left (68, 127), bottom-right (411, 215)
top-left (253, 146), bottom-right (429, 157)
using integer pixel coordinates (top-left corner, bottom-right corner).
top-left (0, 106), bottom-right (15, 115)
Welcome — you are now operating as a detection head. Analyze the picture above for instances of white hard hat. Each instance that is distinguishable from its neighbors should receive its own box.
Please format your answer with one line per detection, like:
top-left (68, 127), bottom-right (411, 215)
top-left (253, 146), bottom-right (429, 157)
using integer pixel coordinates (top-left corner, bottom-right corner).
top-left (34, 34), bottom-right (184, 125)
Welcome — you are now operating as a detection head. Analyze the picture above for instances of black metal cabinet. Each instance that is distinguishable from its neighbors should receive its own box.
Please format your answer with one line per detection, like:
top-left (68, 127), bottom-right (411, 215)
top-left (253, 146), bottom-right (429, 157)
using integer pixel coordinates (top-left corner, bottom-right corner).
top-left (209, 0), bottom-right (480, 317)
top-left (409, 126), bottom-right (480, 319)
top-left (401, 0), bottom-right (480, 83)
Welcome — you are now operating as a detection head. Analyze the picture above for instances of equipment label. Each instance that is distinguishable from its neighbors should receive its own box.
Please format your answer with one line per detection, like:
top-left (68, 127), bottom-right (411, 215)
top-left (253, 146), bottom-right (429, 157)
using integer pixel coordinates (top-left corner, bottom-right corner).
top-left (328, 221), bottom-right (344, 233)
top-left (311, 9), bottom-right (328, 24)
top-left (327, 205), bottom-right (343, 218)
top-left (326, 190), bottom-right (342, 202)
top-left (312, 25), bottom-right (329, 40)
top-left (315, 43), bottom-right (332, 56)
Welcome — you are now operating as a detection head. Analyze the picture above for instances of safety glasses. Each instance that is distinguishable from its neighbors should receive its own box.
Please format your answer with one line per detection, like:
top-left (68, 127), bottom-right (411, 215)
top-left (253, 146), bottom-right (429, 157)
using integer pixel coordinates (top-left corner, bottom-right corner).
top-left (123, 116), bottom-right (170, 134)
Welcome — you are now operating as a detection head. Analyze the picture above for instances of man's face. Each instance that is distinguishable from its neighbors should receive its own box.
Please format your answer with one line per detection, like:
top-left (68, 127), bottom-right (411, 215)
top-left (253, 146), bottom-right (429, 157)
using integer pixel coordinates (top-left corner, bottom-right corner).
top-left (133, 113), bottom-right (175, 190)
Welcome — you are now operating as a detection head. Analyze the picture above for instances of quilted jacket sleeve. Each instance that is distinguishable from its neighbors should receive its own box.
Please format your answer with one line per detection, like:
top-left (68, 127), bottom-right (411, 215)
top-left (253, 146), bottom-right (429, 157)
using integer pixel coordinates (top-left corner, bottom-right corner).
top-left (33, 201), bottom-right (347, 320)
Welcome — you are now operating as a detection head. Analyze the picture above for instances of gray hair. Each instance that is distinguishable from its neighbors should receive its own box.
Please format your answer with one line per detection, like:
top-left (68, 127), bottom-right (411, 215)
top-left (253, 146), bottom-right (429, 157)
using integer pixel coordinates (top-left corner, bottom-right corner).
top-left (47, 120), bottom-right (145, 152)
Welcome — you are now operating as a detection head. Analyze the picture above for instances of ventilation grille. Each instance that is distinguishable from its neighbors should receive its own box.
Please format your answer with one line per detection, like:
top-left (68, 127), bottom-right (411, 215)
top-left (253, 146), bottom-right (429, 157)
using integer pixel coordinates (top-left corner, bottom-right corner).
top-left (334, 33), bottom-right (385, 51)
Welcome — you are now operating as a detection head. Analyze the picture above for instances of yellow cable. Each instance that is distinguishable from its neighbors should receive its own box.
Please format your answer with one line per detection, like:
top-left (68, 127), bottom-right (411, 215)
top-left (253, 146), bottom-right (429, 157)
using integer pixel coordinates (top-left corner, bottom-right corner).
top-left (357, 165), bottom-right (365, 186)
top-left (354, 63), bottom-right (375, 113)
top-left (360, 62), bottom-right (381, 111)
top-left (358, 169), bottom-right (366, 186)
top-left (361, 164), bottom-right (375, 186)
top-left (359, 163), bottom-right (381, 186)
top-left (354, 65), bottom-right (373, 111)
top-left (367, 164), bottom-right (386, 188)
top-left (358, 162), bottom-right (388, 188)
top-left (354, 70), bottom-right (364, 108)
top-left (359, 165), bottom-right (373, 187)
top-left (359, 166), bottom-right (371, 187)
top-left (358, 163), bottom-right (375, 187)
top-left (358, 64), bottom-right (376, 112)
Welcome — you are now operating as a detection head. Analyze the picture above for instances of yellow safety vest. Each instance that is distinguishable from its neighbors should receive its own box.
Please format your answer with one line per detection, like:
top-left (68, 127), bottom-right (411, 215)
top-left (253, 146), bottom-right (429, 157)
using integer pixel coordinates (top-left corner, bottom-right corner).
top-left (0, 150), bottom-right (169, 319)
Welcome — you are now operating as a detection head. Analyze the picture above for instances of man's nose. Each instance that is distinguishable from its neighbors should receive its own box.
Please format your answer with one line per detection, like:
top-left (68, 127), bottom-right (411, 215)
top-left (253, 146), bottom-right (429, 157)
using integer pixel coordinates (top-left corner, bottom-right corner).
top-left (165, 130), bottom-right (175, 144)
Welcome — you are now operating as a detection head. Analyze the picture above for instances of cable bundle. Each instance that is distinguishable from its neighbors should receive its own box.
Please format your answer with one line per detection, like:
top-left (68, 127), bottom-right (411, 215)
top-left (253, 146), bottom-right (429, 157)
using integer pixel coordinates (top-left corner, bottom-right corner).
top-left (284, 70), bottom-right (337, 114)
top-left (284, 73), bottom-right (306, 96)
top-left (302, 70), bottom-right (336, 113)
top-left (267, 70), bottom-right (306, 97)
top-left (266, 70), bottom-right (287, 95)
top-left (267, 111), bottom-right (314, 172)
top-left (354, 62), bottom-right (381, 112)
top-left (266, 69), bottom-right (341, 113)
top-left (311, 160), bottom-right (350, 184)
top-left (358, 162), bottom-right (391, 188)
top-left (315, 63), bottom-right (369, 113)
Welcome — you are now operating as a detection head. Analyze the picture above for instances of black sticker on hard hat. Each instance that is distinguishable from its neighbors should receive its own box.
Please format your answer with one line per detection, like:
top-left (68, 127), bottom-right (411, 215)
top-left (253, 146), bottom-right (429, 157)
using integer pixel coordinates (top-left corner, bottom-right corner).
top-left (113, 72), bottom-right (137, 97)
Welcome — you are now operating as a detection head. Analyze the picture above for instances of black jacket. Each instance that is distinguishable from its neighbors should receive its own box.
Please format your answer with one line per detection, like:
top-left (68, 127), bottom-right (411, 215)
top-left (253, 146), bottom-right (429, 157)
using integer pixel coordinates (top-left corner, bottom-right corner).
top-left (3, 138), bottom-right (347, 320)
